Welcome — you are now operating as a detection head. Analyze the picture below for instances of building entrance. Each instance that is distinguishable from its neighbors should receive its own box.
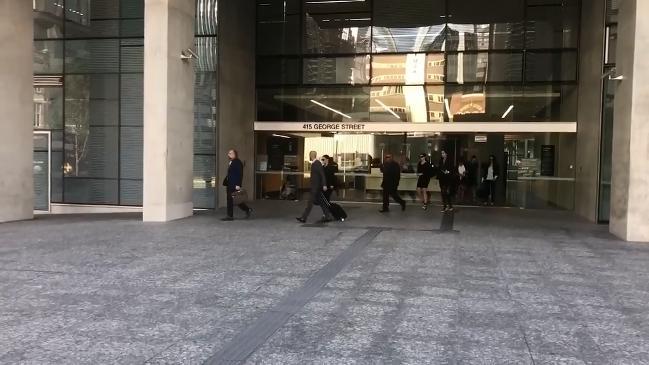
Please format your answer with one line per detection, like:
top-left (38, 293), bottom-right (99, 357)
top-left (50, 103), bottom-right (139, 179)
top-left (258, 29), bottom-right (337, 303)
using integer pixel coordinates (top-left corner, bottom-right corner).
top-left (254, 131), bottom-right (576, 210)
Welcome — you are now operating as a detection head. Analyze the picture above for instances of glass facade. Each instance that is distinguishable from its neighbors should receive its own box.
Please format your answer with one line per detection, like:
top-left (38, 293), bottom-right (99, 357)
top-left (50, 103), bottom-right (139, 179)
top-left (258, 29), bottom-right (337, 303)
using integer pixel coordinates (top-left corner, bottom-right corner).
top-left (32, 0), bottom-right (219, 208)
top-left (256, 0), bottom-right (580, 123)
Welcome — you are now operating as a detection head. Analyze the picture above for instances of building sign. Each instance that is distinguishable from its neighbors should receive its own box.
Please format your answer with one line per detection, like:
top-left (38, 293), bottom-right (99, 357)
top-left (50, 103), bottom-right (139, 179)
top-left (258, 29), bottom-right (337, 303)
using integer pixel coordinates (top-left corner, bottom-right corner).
top-left (301, 122), bottom-right (366, 131)
top-left (474, 135), bottom-right (487, 143)
top-left (541, 145), bottom-right (555, 176)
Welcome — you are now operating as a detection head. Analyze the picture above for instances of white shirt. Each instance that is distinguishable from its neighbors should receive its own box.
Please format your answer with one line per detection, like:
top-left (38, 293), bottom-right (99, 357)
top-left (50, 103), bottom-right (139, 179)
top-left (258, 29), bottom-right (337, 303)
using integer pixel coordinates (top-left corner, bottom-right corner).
top-left (487, 166), bottom-right (494, 181)
top-left (458, 164), bottom-right (466, 176)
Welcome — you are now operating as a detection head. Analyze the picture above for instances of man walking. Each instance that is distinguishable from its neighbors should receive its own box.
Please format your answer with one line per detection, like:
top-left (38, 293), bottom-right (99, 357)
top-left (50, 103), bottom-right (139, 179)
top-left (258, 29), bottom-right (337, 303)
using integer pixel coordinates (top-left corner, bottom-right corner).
top-left (297, 151), bottom-right (333, 223)
top-left (379, 154), bottom-right (406, 213)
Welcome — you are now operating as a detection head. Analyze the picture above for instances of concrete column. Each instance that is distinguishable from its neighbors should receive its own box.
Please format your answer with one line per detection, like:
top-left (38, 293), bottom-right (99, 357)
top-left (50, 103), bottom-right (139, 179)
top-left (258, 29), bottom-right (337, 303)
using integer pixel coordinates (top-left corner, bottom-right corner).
top-left (575, 0), bottom-right (606, 222)
top-left (610, 0), bottom-right (649, 242)
top-left (0, 1), bottom-right (34, 223)
top-left (217, 0), bottom-right (256, 208)
top-left (143, 0), bottom-right (195, 222)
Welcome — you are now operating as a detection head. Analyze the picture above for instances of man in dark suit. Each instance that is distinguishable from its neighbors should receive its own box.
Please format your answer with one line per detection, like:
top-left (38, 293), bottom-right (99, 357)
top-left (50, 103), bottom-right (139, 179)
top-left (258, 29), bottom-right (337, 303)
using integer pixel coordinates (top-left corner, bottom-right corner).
top-left (379, 154), bottom-right (406, 213)
top-left (297, 151), bottom-right (332, 223)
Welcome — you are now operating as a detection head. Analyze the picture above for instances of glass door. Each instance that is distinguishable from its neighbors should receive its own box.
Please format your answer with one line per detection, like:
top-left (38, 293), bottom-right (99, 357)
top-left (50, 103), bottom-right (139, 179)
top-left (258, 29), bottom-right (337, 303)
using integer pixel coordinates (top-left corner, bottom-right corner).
top-left (33, 131), bottom-right (51, 212)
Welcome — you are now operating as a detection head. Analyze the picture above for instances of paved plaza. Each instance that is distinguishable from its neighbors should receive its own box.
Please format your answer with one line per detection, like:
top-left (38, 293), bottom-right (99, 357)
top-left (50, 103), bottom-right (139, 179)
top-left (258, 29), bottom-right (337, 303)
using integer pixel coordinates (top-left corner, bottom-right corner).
top-left (1, 201), bottom-right (649, 364)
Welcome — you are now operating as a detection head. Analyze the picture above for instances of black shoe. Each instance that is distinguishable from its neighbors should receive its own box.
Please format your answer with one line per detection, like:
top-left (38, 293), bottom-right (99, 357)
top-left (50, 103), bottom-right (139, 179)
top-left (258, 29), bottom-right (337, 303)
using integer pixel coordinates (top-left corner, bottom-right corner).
top-left (296, 217), bottom-right (306, 223)
top-left (379, 209), bottom-right (389, 213)
top-left (245, 209), bottom-right (252, 219)
top-left (221, 217), bottom-right (234, 221)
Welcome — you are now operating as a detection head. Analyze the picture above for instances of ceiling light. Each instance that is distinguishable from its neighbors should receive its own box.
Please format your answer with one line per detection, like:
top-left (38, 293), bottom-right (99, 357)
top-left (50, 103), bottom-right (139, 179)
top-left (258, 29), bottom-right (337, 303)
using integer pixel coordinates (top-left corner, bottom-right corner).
top-left (272, 134), bottom-right (291, 139)
top-left (501, 105), bottom-right (514, 119)
top-left (310, 100), bottom-right (352, 119)
top-left (375, 99), bottom-right (400, 119)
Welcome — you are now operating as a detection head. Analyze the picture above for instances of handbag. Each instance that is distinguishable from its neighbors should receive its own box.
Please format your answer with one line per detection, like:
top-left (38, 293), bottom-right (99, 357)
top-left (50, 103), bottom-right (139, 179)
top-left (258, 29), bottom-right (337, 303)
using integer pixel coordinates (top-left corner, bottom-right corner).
top-left (231, 189), bottom-right (248, 205)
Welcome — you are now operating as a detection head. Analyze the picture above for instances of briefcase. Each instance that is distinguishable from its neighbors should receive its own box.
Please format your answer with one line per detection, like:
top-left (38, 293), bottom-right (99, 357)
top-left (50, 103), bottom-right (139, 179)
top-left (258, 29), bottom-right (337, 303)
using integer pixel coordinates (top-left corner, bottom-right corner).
top-left (232, 189), bottom-right (248, 205)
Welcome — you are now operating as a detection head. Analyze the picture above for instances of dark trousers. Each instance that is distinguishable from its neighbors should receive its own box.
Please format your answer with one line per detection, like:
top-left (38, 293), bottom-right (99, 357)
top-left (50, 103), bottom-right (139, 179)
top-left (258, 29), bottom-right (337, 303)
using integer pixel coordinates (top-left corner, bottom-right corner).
top-left (301, 191), bottom-right (331, 220)
top-left (440, 183), bottom-right (453, 208)
top-left (382, 187), bottom-right (405, 209)
top-left (226, 187), bottom-right (250, 217)
top-left (485, 180), bottom-right (496, 203)
top-left (323, 189), bottom-right (333, 202)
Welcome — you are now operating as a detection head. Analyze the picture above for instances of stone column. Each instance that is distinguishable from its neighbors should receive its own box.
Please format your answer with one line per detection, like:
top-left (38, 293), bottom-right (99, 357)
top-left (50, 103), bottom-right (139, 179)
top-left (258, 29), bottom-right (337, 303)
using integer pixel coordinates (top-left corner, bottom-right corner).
top-left (610, 0), bottom-right (649, 242)
top-left (0, 0), bottom-right (34, 223)
top-left (143, 0), bottom-right (195, 222)
top-left (217, 0), bottom-right (256, 208)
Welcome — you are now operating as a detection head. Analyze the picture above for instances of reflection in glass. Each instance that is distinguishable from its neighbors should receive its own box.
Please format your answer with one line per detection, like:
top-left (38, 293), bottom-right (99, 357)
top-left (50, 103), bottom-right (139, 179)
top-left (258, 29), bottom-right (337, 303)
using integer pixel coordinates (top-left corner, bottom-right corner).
top-left (372, 54), bottom-right (430, 85)
top-left (304, 13), bottom-right (371, 54)
top-left (525, 51), bottom-right (577, 82)
top-left (33, 87), bottom-right (63, 129)
top-left (372, 26), bottom-right (446, 53)
top-left (426, 86), bottom-right (445, 122)
top-left (526, 3), bottom-right (579, 49)
top-left (195, 37), bottom-right (218, 72)
top-left (304, 56), bottom-right (370, 85)
top-left (196, 0), bottom-right (218, 35)
top-left (257, 14), bottom-right (301, 55)
top-left (33, 0), bottom-right (65, 38)
top-left (65, 39), bottom-right (120, 73)
top-left (447, 53), bottom-right (523, 83)
top-left (370, 86), bottom-right (428, 123)
top-left (63, 178), bottom-right (118, 204)
top-left (447, 23), bottom-right (524, 50)
top-left (258, 57), bottom-right (301, 85)
top-left (34, 40), bottom-right (64, 74)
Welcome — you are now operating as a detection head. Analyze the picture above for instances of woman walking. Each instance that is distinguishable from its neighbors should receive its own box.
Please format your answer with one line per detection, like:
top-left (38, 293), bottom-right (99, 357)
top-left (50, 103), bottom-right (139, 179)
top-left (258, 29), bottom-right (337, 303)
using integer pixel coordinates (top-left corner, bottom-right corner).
top-left (416, 153), bottom-right (434, 210)
top-left (221, 149), bottom-right (252, 221)
top-left (481, 154), bottom-right (499, 206)
top-left (437, 150), bottom-right (455, 212)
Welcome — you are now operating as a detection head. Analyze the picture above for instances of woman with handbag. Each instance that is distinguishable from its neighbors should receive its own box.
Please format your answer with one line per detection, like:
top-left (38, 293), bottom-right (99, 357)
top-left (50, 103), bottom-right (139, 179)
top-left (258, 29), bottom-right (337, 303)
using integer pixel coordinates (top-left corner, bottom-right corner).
top-left (221, 149), bottom-right (252, 221)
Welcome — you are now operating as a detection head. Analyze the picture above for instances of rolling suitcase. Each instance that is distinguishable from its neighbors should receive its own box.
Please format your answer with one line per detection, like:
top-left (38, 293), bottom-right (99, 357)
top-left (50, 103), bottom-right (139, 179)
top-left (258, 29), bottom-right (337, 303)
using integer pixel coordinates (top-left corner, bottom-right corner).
top-left (321, 193), bottom-right (348, 221)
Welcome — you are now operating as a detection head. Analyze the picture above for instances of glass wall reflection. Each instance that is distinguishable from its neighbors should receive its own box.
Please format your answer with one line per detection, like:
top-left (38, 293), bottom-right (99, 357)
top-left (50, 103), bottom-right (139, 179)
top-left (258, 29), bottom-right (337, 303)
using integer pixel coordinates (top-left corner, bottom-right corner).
top-left (256, 0), bottom-right (581, 124)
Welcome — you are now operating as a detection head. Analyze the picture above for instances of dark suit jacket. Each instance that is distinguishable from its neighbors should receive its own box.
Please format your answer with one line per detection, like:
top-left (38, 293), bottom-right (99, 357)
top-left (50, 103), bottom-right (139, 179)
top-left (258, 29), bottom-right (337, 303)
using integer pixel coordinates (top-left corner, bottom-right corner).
top-left (437, 157), bottom-right (455, 186)
top-left (226, 158), bottom-right (244, 189)
top-left (324, 163), bottom-right (338, 188)
top-left (309, 159), bottom-right (327, 192)
top-left (381, 160), bottom-right (401, 190)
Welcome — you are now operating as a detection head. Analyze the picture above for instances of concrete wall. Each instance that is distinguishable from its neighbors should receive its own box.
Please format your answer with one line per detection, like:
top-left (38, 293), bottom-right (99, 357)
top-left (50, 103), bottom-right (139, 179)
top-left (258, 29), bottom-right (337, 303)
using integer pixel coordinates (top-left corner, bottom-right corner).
top-left (610, 0), bottom-right (649, 242)
top-left (143, 0), bottom-right (196, 221)
top-left (0, 0), bottom-right (34, 223)
top-left (217, 0), bottom-right (256, 207)
top-left (574, 0), bottom-right (606, 222)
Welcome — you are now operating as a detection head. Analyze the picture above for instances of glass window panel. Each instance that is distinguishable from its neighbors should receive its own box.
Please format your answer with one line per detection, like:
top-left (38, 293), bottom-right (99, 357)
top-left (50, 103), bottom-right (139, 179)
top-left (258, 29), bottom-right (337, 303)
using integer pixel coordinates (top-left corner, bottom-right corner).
top-left (86, 0), bottom-right (118, 19)
top-left (194, 73), bottom-right (217, 154)
top-left (304, 56), bottom-right (370, 85)
top-left (66, 19), bottom-right (119, 38)
top-left (34, 40), bottom-right (64, 74)
top-left (257, 0), bottom-right (299, 19)
top-left (514, 85), bottom-right (577, 122)
top-left (526, 3), bottom-right (579, 49)
top-left (372, 54), bottom-right (429, 85)
top-left (65, 74), bottom-right (119, 127)
top-left (121, 74), bottom-right (143, 126)
top-left (444, 84), bottom-right (489, 122)
top-left (257, 87), bottom-right (370, 122)
top-left (370, 86), bottom-right (429, 123)
top-left (65, 39), bottom-right (119, 73)
top-left (193, 155), bottom-right (216, 205)
top-left (257, 57), bottom-right (301, 85)
top-left (304, 13), bottom-right (371, 54)
top-left (64, 126), bottom-right (118, 178)
top-left (426, 54), bottom-right (445, 84)
top-left (196, 0), bottom-right (219, 35)
top-left (65, 0), bottom-right (90, 25)
top-left (63, 178), bottom-right (118, 205)
top-left (447, 0), bottom-right (524, 50)
top-left (606, 0), bottom-right (619, 23)
top-left (426, 85), bottom-right (445, 122)
top-left (372, 0), bottom-right (445, 53)
top-left (447, 53), bottom-right (522, 83)
top-left (195, 37), bottom-right (218, 72)
top-left (606, 25), bottom-right (617, 64)
top-left (51, 151), bottom-right (63, 202)
top-left (121, 19), bottom-right (144, 37)
top-left (33, 0), bottom-right (65, 39)
top-left (121, 0), bottom-right (145, 18)
top-left (33, 87), bottom-right (64, 130)
top-left (303, 0), bottom-right (371, 14)
top-left (120, 179), bottom-right (143, 205)
top-left (257, 14), bottom-right (301, 55)
top-left (120, 45), bottom-right (143, 72)
top-left (120, 127), bottom-right (143, 180)
top-left (525, 51), bottom-right (577, 82)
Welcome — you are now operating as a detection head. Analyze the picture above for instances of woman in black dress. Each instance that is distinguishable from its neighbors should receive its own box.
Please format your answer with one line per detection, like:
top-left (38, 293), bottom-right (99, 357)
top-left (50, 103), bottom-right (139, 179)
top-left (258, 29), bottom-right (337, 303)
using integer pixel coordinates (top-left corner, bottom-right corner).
top-left (416, 153), bottom-right (434, 210)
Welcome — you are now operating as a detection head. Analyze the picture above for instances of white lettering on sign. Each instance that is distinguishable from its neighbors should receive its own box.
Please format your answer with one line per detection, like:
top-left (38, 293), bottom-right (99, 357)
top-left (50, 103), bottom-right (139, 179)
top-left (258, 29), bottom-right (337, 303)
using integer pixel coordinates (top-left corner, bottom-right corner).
top-left (302, 123), bottom-right (366, 131)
